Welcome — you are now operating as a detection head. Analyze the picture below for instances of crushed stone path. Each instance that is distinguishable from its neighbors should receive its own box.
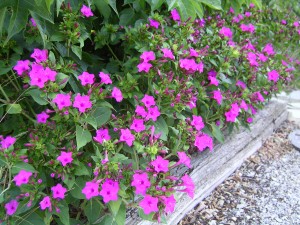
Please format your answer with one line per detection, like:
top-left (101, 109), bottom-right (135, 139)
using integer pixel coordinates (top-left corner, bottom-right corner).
top-left (179, 121), bottom-right (300, 225)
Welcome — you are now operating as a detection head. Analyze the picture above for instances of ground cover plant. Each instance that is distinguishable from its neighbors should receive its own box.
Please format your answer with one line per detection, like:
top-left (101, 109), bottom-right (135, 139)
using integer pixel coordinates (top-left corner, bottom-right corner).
top-left (0, 0), bottom-right (299, 224)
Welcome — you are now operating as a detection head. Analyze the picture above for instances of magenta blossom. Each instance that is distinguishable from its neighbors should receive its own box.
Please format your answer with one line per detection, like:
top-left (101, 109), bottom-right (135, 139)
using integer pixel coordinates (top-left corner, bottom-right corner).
top-left (29, 64), bottom-right (48, 88)
top-left (73, 94), bottom-right (92, 113)
top-left (82, 182), bottom-right (99, 199)
top-left (140, 51), bottom-right (155, 62)
top-left (37, 111), bottom-right (49, 124)
top-left (162, 195), bottom-right (176, 214)
top-left (194, 134), bottom-right (213, 151)
top-left (137, 62), bottom-right (153, 73)
top-left (135, 105), bottom-right (147, 118)
top-left (268, 70), bottom-right (279, 82)
top-left (81, 5), bottom-right (94, 17)
top-left (99, 72), bottom-right (112, 84)
top-left (111, 87), bottom-right (123, 102)
top-left (1, 136), bottom-right (16, 149)
top-left (149, 19), bottom-right (160, 29)
top-left (176, 152), bottom-right (191, 168)
top-left (145, 106), bottom-right (160, 121)
top-left (44, 67), bottom-right (57, 82)
top-left (40, 196), bottom-right (51, 211)
top-left (170, 9), bottom-right (180, 21)
top-left (94, 128), bottom-right (111, 144)
top-left (151, 155), bottom-right (169, 173)
top-left (131, 172), bottom-right (151, 195)
top-left (161, 48), bottom-right (175, 60)
top-left (100, 179), bottom-right (119, 203)
top-left (53, 93), bottom-right (72, 110)
top-left (219, 27), bottom-right (232, 38)
top-left (78, 72), bottom-right (95, 86)
top-left (30, 18), bottom-right (37, 27)
top-left (191, 115), bottom-right (204, 131)
top-left (130, 118), bottom-right (145, 133)
top-left (57, 151), bottom-right (73, 166)
top-left (5, 199), bottom-right (19, 216)
top-left (51, 184), bottom-right (67, 199)
top-left (247, 117), bottom-right (253, 123)
top-left (139, 195), bottom-right (159, 215)
top-left (208, 76), bottom-right (219, 86)
top-left (13, 170), bottom-right (32, 186)
top-left (225, 103), bottom-right (240, 122)
top-left (13, 60), bottom-right (30, 76)
top-left (141, 94), bottom-right (156, 108)
top-left (181, 174), bottom-right (195, 198)
top-left (236, 80), bottom-right (247, 89)
top-left (30, 48), bottom-right (48, 63)
top-left (119, 128), bottom-right (135, 146)
top-left (212, 90), bottom-right (222, 105)
top-left (263, 43), bottom-right (275, 55)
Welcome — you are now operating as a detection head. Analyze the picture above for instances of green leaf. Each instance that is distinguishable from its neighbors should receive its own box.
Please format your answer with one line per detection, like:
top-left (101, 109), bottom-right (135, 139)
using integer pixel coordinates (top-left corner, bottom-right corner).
top-left (56, 0), bottom-right (64, 16)
top-left (0, 7), bottom-right (7, 38)
top-left (199, 0), bottom-right (222, 10)
top-left (63, 173), bottom-right (75, 189)
top-left (84, 199), bottom-right (103, 224)
top-left (251, 0), bottom-right (262, 9)
top-left (108, 199), bottom-right (122, 216)
top-left (211, 123), bottom-right (225, 143)
top-left (94, 0), bottom-right (111, 20)
top-left (114, 202), bottom-right (126, 225)
top-left (105, 0), bottom-right (118, 16)
top-left (76, 125), bottom-right (92, 150)
top-left (55, 201), bottom-right (70, 225)
top-left (86, 107), bottom-right (112, 129)
top-left (12, 162), bottom-right (36, 174)
top-left (153, 116), bottom-right (169, 141)
top-left (138, 208), bottom-right (155, 221)
top-left (71, 45), bottom-right (82, 60)
top-left (70, 177), bottom-right (86, 199)
top-left (6, 104), bottom-right (22, 114)
top-left (27, 89), bottom-right (48, 105)
top-left (146, 0), bottom-right (165, 11)
top-left (30, 11), bottom-right (48, 48)
top-left (119, 8), bottom-right (135, 26)
top-left (74, 162), bottom-right (90, 176)
top-left (17, 212), bottom-right (44, 225)
top-left (45, 0), bottom-right (54, 12)
top-left (175, 0), bottom-right (197, 20)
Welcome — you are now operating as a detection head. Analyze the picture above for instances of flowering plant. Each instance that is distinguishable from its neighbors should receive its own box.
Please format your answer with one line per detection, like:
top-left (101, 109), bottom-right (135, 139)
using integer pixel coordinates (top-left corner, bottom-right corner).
top-left (0, 1), bottom-right (299, 224)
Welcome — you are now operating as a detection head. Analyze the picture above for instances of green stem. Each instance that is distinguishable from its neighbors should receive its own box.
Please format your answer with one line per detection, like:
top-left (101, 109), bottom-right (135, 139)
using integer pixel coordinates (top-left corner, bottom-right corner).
top-left (21, 111), bottom-right (37, 124)
top-left (11, 69), bottom-right (22, 90)
top-left (6, 73), bottom-right (19, 92)
top-left (0, 84), bottom-right (10, 102)
top-left (133, 149), bottom-right (139, 170)
top-left (106, 43), bottom-right (122, 66)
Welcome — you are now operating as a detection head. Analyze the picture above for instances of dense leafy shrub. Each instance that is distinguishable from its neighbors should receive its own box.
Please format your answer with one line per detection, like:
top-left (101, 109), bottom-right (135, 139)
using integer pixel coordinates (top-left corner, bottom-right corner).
top-left (0, 0), bottom-right (299, 224)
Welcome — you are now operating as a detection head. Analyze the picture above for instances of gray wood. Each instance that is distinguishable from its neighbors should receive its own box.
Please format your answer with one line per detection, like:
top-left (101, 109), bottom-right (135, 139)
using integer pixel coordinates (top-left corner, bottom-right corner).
top-left (125, 100), bottom-right (288, 225)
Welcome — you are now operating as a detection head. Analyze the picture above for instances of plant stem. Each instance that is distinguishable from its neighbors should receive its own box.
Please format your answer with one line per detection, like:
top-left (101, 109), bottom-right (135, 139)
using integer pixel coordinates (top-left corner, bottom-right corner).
top-left (106, 43), bottom-right (122, 66)
top-left (0, 84), bottom-right (10, 102)
top-left (21, 111), bottom-right (37, 124)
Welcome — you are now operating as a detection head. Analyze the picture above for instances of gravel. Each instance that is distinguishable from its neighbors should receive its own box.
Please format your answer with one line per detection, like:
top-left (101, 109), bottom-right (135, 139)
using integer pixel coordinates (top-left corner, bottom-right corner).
top-left (179, 121), bottom-right (300, 225)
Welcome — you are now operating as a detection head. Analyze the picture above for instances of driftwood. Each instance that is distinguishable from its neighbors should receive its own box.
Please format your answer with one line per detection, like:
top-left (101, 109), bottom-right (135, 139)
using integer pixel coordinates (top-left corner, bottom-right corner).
top-left (126, 100), bottom-right (288, 225)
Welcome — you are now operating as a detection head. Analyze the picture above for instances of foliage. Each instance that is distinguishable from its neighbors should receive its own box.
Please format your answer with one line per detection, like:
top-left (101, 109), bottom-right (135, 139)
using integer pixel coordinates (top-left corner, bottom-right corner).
top-left (0, 0), bottom-right (299, 224)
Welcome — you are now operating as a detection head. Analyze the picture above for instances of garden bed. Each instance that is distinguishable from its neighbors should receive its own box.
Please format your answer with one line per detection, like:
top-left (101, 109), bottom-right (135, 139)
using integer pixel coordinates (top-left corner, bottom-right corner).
top-left (125, 99), bottom-right (288, 225)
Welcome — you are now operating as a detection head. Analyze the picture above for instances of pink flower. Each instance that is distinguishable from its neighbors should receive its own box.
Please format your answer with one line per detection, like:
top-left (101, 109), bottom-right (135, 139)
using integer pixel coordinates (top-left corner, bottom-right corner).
top-left (247, 52), bottom-right (258, 67)
top-left (208, 76), bottom-right (219, 86)
top-left (208, 70), bottom-right (217, 77)
top-left (249, 3), bottom-right (255, 8)
top-left (135, 105), bottom-right (147, 118)
top-left (212, 90), bottom-right (222, 105)
top-left (245, 12), bottom-right (252, 17)
top-left (281, 20), bottom-right (287, 25)
top-left (29, 64), bottom-right (48, 88)
top-left (294, 21), bottom-right (299, 27)
top-left (30, 49), bottom-right (48, 63)
top-left (189, 48), bottom-right (199, 57)
top-left (247, 117), bottom-right (253, 123)
top-left (57, 151), bottom-right (73, 166)
top-left (44, 67), bottom-right (57, 82)
top-left (258, 53), bottom-right (268, 62)
top-left (81, 5), bottom-right (94, 17)
top-left (236, 80), bottom-right (247, 89)
top-left (73, 94), bottom-right (92, 113)
top-left (5, 199), bottom-right (18, 216)
top-left (140, 51), bottom-right (155, 62)
top-left (100, 179), bottom-right (119, 203)
top-left (13, 170), bottom-right (32, 186)
top-left (263, 43), bottom-right (275, 56)
top-left (1, 136), bottom-right (16, 149)
top-left (13, 60), bottom-right (30, 76)
top-left (161, 48), bottom-right (175, 60)
top-left (194, 134), bottom-right (213, 151)
top-left (30, 18), bottom-right (37, 27)
top-left (219, 27), bottom-right (232, 38)
top-left (82, 182), bottom-right (99, 200)
top-left (151, 155), bottom-right (169, 173)
top-left (78, 72), bottom-right (95, 86)
top-left (162, 195), bottom-right (176, 214)
top-left (40, 196), bottom-right (51, 210)
top-left (130, 118), bottom-right (145, 133)
top-left (37, 111), bottom-right (49, 124)
top-left (268, 70), bottom-right (279, 82)
top-left (119, 128), bottom-right (135, 146)
top-left (51, 184), bottom-right (67, 199)
top-left (111, 87), bottom-right (123, 102)
top-left (99, 72), bottom-right (112, 84)
top-left (181, 174), bottom-right (195, 198)
top-left (240, 100), bottom-right (248, 111)
top-left (145, 106), bottom-right (160, 121)
top-left (176, 152), bottom-right (191, 168)
top-left (139, 195), bottom-right (159, 215)
top-left (225, 103), bottom-right (240, 122)
top-left (171, 9), bottom-right (180, 21)
top-left (94, 128), bottom-right (111, 144)
top-left (53, 93), bottom-right (72, 110)
top-left (149, 19), bottom-right (160, 29)
top-left (137, 62), bottom-right (153, 73)
top-left (191, 115), bottom-right (204, 131)
top-left (254, 91), bottom-right (264, 102)
top-left (141, 94), bottom-right (156, 108)
top-left (131, 172), bottom-right (151, 195)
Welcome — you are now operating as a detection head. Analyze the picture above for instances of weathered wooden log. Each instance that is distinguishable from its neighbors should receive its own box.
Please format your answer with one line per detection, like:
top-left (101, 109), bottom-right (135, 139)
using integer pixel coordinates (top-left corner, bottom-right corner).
top-left (126, 100), bottom-right (288, 225)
